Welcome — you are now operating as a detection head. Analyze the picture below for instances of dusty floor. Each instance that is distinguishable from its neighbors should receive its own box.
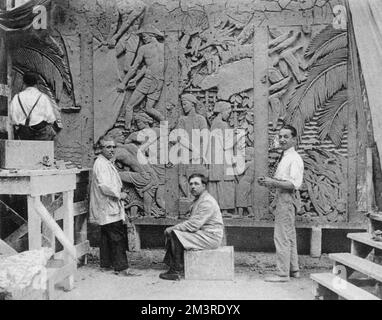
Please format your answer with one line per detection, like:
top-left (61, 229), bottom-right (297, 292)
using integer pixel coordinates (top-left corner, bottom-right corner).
top-left (56, 249), bottom-right (333, 300)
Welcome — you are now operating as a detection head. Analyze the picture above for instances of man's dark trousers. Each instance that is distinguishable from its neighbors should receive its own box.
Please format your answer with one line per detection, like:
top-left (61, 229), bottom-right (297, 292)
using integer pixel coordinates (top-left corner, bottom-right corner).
top-left (100, 220), bottom-right (129, 271)
top-left (163, 231), bottom-right (184, 272)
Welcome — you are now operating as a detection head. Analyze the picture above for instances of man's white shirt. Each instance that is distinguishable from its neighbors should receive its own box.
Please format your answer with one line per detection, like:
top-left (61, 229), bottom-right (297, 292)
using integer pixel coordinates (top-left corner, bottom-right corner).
top-left (274, 147), bottom-right (304, 190)
top-left (9, 87), bottom-right (56, 126)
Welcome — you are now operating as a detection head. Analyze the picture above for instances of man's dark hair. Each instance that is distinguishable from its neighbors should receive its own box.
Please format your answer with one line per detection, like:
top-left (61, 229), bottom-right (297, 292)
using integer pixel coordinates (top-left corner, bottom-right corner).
top-left (281, 124), bottom-right (297, 138)
top-left (188, 173), bottom-right (208, 186)
top-left (23, 72), bottom-right (38, 87)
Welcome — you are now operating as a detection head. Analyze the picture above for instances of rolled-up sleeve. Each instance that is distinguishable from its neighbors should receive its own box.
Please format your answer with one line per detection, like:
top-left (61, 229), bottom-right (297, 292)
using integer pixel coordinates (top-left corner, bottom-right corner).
top-left (41, 95), bottom-right (57, 123)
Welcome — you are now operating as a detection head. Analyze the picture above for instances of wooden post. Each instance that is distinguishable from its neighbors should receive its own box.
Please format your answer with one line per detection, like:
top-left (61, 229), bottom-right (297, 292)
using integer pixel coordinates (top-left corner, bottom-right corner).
top-left (0, 0), bottom-right (9, 137)
top-left (62, 190), bottom-right (75, 290)
top-left (42, 195), bottom-right (56, 251)
top-left (75, 213), bottom-right (87, 264)
top-left (27, 196), bottom-right (42, 250)
top-left (310, 226), bottom-right (322, 258)
top-left (253, 27), bottom-right (269, 220)
top-left (33, 197), bottom-right (76, 258)
top-left (127, 222), bottom-right (141, 252)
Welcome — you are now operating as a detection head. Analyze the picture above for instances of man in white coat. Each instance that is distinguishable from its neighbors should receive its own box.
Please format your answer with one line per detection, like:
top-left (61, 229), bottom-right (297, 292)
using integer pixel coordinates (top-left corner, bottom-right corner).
top-left (90, 136), bottom-right (136, 276)
top-left (160, 173), bottom-right (224, 280)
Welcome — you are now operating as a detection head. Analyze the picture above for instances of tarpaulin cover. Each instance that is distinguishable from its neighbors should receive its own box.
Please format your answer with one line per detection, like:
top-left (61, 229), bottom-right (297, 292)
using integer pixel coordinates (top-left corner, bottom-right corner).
top-left (348, 0), bottom-right (382, 157)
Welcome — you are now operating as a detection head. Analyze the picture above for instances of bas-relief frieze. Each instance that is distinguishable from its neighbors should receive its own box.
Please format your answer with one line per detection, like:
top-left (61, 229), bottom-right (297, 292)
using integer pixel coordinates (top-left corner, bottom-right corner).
top-left (10, 0), bottom-right (350, 223)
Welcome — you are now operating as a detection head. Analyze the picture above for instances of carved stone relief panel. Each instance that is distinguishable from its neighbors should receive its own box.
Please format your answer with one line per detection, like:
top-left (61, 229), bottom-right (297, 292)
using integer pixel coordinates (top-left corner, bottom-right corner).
top-left (35, 0), bottom-right (352, 222)
top-left (267, 24), bottom-right (349, 223)
top-left (173, 12), bottom-right (256, 218)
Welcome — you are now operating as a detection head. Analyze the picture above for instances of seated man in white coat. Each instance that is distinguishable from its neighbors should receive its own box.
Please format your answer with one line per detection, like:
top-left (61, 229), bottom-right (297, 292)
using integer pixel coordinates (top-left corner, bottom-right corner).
top-left (160, 173), bottom-right (224, 280)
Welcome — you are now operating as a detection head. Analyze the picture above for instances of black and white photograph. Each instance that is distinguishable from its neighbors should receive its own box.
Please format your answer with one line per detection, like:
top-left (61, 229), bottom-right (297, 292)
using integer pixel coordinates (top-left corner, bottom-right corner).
top-left (0, 0), bottom-right (382, 306)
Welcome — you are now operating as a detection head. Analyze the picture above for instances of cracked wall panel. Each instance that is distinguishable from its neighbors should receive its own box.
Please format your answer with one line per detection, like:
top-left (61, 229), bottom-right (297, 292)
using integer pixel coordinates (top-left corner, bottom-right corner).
top-left (55, 113), bottom-right (83, 164)
top-left (147, 0), bottom-right (342, 31)
top-left (164, 31), bottom-right (180, 217)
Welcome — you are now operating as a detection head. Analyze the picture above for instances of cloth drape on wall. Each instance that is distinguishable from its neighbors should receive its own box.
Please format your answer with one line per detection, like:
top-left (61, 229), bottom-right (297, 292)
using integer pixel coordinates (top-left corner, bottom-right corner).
top-left (0, 0), bottom-right (50, 31)
top-left (348, 0), bottom-right (382, 158)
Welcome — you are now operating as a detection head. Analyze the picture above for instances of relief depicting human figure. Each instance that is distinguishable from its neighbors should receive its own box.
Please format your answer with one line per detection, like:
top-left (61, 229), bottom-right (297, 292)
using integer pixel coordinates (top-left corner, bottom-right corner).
top-left (174, 94), bottom-right (209, 198)
top-left (92, 0), bottom-right (147, 143)
top-left (106, 128), bottom-right (161, 217)
top-left (125, 113), bottom-right (166, 211)
top-left (207, 101), bottom-right (238, 217)
top-left (107, 0), bottom-right (146, 51)
top-left (108, 1), bottom-right (146, 78)
top-left (236, 147), bottom-right (255, 217)
top-left (117, 25), bottom-right (165, 130)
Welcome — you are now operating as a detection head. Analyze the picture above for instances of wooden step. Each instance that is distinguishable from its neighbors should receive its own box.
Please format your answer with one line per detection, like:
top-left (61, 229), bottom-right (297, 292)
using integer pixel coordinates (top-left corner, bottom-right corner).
top-left (369, 213), bottom-right (382, 223)
top-left (348, 233), bottom-right (382, 251)
top-left (311, 273), bottom-right (380, 300)
top-left (329, 252), bottom-right (382, 282)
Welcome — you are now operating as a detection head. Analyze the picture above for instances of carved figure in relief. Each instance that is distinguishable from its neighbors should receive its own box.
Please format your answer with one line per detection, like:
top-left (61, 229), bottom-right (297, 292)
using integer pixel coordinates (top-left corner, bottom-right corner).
top-left (126, 113), bottom-right (166, 211)
top-left (106, 128), bottom-right (161, 217)
top-left (92, 0), bottom-right (147, 143)
top-left (117, 25), bottom-right (165, 130)
top-left (207, 101), bottom-right (237, 216)
top-left (107, 0), bottom-right (146, 51)
top-left (236, 147), bottom-right (255, 217)
top-left (174, 94), bottom-right (209, 198)
top-left (109, 3), bottom-right (145, 77)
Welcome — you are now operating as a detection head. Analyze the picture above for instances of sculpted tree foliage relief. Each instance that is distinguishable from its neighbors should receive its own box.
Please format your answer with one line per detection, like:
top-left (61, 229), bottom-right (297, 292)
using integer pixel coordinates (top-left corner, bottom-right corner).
top-left (9, 29), bottom-right (76, 122)
top-left (272, 24), bottom-right (350, 223)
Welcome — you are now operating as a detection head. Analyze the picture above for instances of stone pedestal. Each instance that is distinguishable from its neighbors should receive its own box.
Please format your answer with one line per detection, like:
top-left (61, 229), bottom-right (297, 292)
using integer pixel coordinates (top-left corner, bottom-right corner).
top-left (184, 246), bottom-right (234, 281)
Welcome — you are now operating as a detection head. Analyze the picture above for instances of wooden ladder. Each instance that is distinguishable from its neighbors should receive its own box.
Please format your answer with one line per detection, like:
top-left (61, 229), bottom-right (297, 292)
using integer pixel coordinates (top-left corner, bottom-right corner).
top-left (311, 214), bottom-right (382, 300)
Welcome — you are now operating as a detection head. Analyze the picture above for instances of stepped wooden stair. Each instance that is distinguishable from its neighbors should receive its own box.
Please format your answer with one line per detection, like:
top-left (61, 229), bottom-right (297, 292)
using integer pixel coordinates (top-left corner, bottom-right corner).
top-left (311, 214), bottom-right (382, 300)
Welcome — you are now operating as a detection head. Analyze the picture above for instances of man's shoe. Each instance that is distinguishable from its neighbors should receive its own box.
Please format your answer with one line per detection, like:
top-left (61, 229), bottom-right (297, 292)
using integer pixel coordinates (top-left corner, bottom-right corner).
top-left (159, 270), bottom-right (181, 281)
top-left (264, 275), bottom-right (290, 282)
top-left (100, 266), bottom-right (113, 272)
top-left (290, 271), bottom-right (300, 278)
top-left (115, 269), bottom-right (142, 277)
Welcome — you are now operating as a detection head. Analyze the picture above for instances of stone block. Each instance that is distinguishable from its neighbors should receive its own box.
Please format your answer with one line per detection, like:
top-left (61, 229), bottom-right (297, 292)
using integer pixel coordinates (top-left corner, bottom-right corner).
top-left (0, 140), bottom-right (54, 169)
top-left (184, 246), bottom-right (234, 281)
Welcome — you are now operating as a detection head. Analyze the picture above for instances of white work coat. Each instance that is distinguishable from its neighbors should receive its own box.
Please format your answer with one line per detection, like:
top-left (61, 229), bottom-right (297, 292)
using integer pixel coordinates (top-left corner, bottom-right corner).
top-left (89, 155), bottom-right (125, 226)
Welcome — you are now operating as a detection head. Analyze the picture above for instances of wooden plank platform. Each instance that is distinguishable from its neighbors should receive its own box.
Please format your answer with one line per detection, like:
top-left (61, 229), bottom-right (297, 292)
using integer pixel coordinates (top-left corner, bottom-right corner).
top-left (369, 213), bottom-right (382, 223)
top-left (0, 168), bottom-right (80, 177)
top-left (329, 252), bottom-right (382, 283)
top-left (348, 233), bottom-right (382, 251)
top-left (54, 200), bottom-right (88, 221)
top-left (311, 273), bottom-right (380, 300)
